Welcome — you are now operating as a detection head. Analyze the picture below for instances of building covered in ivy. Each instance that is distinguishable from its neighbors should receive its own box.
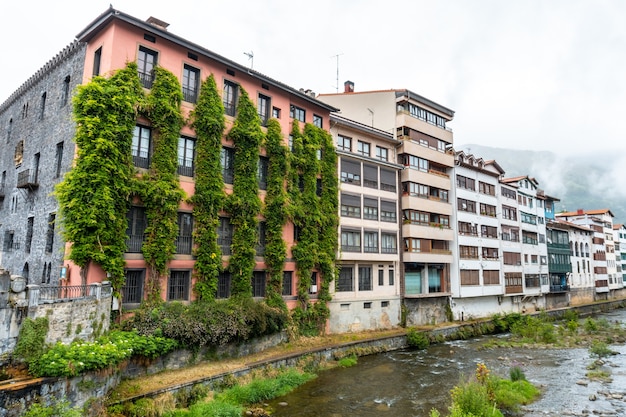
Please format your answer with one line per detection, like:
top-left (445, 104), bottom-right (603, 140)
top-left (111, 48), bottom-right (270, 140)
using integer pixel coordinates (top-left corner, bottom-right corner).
top-left (0, 7), bottom-right (342, 327)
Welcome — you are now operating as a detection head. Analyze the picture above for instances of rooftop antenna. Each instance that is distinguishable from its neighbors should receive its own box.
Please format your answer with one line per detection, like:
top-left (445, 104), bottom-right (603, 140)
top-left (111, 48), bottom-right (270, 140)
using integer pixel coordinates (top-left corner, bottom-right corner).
top-left (331, 53), bottom-right (343, 93)
top-left (244, 51), bottom-right (254, 69)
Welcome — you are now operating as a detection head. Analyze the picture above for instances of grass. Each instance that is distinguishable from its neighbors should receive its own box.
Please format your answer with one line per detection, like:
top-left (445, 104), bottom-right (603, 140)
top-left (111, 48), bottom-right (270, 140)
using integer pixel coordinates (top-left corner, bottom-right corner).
top-left (159, 368), bottom-right (316, 417)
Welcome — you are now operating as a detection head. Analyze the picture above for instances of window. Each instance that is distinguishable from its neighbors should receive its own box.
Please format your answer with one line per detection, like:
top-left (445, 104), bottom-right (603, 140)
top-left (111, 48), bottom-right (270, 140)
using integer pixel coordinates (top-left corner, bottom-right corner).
top-left (257, 94), bottom-right (271, 126)
top-left (217, 271), bottom-right (231, 298)
top-left (460, 245), bottom-right (479, 259)
top-left (501, 187), bottom-right (516, 199)
top-left (380, 169), bottom-right (396, 192)
top-left (313, 114), bottom-right (322, 128)
top-left (126, 206), bottom-right (146, 253)
top-left (404, 238), bottom-right (422, 253)
top-left (375, 146), bottom-right (388, 161)
top-left (340, 159), bottom-right (361, 184)
top-left (55, 142), bottom-right (64, 178)
top-left (363, 197), bottom-right (378, 220)
top-left (378, 269), bottom-right (384, 286)
top-left (221, 147), bottom-right (234, 184)
top-left (2, 231), bottom-right (15, 252)
top-left (218, 217), bottom-right (233, 255)
top-left (93, 47), bottom-right (102, 76)
top-left (182, 64), bottom-right (200, 103)
top-left (458, 221), bottom-right (477, 236)
top-left (337, 266), bottom-right (353, 292)
top-left (137, 46), bottom-right (158, 88)
top-left (255, 222), bottom-right (266, 256)
top-left (6, 118), bottom-right (12, 143)
top-left (479, 181), bottom-right (495, 195)
top-left (25, 217), bottom-right (34, 253)
top-left (132, 125), bottom-right (151, 168)
top-left (45, 213), bottom-right (56, 253)
top-left (481, 225), bottom-right (498, 239)
top-left (357, 141), bottom-right (371, 156)
top-left (482, 247), bottom-right (499, 260)
top-left (258, 156), bottom-right (268, 190)
top-left (460, 270), bottom-right (479, 285)
top-left (177, 136), bottom-right (195, 176)
top-left (521, 212), bottom-right (537, 224)
top-left (272, 107), bottom-right (281, 119)
top-left (282, 271), bottom-right (293, 296)
top-left (39, 92), bottom-right (46, 120)
top-left (340, 193), bottom-right (361, 218)
top-left (341, 229), bottom-right (361, 252)
top-left (501, 226), bottom-right (519, 242)
top-left (479, 203), bottom-right (496, 217)
top-left (223, 80), bottom-right (238, 116)
top-left (62, 75), bottom-right (70, 106)
top-left (531, 255), bottom-right (538, 264)
top-left (358, 265), bottom-right (372, 291)
top-left (522, 231), bottom-right (538, 245)
top-left (290, 104), bottom-right (305, 122)
top-left (252, 271), bottom-right (266, 297)
top-left (337, 135), bottom-right (351, 151)
top-left (1, 171), bottom-right (6, 195)
top-left (176, 212), bottom-right (193, 254)
top-left (483, 270), bottom-right (500, 285)
top-left (456, 175), bottom-right (475, 190)
top-left (502, 205), bottom-right (517, 221)
top-left (364, 231), bottom-right (378, 253)
top-left (458, 198), bottom-right (476, 213)
top-left (363, 164), bottom-right (378, 189)
top-left (122, 269), bottom-right (144, 304)
top-left (168, 270), bottom-right (190, 301)
top-left (503, 251), bottom-right (521, 265)
top-left (380, 200), bottom-right (396, 222)
top-left (389, 269), bottom-right (395, 286)
top-left (381, 233), bottom-right (397, 254)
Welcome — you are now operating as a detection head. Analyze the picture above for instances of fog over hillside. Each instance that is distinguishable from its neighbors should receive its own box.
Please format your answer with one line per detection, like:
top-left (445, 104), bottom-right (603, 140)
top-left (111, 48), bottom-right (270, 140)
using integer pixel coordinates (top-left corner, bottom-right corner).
top-left (457, 144), bottom-right (626, 223)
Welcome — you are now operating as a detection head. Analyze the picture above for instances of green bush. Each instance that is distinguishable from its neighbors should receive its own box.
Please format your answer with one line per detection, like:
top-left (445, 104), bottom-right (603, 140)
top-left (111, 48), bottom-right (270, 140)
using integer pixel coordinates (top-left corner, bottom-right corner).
top-left (584, 318), bottom-right (599, 333)
top-left (29, 331), bottom-right (177, 377)
top-left (509, 366), bottom-right (526, 382)
top-left (337, 354), bottom-right (358, 368)
top-left (589, 340), bottom-right (615, 359)
top-left (14, 317), bottom-right (49, 364)
top-left (407, 328), bottom-right (430, 349)
top-left (23, 398), bottom-right (81, 417)
top-left (123, 299), bottom-right (288, 348)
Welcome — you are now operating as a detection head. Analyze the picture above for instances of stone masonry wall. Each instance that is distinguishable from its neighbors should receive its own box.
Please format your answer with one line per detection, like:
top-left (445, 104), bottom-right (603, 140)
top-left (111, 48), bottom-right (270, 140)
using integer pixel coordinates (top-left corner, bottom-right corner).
top-left (0, 41), bottom-right (86, 285)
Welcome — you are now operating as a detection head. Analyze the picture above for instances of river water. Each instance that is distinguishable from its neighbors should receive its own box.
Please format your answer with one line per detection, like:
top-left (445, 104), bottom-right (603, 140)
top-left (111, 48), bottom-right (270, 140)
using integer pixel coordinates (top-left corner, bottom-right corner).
top-left (268, 310), bottom-right (626, 417)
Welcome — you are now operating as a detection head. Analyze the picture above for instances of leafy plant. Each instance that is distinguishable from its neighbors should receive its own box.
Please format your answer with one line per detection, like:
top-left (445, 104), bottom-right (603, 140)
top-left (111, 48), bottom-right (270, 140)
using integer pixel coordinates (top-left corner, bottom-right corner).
top-left (226, 87), bottom-right (262, 297)
top-left (407, 328), bottom-right (430, 349)
top-left (55, 62), bottom-right (143, 294)
top-left (23, 398), bottom-right (81, 417)
top-left (14, 317), bottom-right (49, 364)
top-left (190, 74), bottom-right (226, 300)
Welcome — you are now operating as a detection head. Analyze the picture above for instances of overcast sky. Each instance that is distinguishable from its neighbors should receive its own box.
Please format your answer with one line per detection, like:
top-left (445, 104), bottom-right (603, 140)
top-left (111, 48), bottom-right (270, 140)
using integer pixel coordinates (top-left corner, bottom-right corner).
top-left (2, 0), bottom-right (625, 157)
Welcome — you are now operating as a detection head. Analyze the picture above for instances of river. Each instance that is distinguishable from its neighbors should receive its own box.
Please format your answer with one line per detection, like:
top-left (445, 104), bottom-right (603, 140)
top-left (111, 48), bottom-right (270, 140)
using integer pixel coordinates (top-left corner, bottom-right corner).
top-left (268, 310), bottom-right (626, 417)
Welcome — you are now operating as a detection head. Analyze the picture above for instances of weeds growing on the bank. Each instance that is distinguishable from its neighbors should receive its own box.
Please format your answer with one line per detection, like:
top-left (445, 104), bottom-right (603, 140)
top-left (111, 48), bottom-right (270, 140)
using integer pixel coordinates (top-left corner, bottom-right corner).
top-left (429, 363), bottom-right (540, 417)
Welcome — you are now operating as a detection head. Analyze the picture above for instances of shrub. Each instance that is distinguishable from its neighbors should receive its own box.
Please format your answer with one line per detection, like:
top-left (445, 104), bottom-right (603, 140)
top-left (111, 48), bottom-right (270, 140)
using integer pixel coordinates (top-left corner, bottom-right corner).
top-left (509, 366), bottom-right (526, 382)
top-left (337, 354), bottom-right (357, 368)
top-left (407, 328), bottom-right (430, 349)
top-left (589, 340), bottom-right (615, 359)
top-left (14, 317), bottom-right (49, 364)
top-left (29, 331), bottom-right (177, 377)
top-left (584, 318), bottom-right (598, 333)
top-left (23, 398), bottom-right (81, 417)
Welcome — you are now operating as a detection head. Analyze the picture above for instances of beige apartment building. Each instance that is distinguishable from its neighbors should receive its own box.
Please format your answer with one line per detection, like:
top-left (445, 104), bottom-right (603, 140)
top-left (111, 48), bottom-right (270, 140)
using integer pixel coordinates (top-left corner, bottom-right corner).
top-left (319, 82), bottom-right (455, 325)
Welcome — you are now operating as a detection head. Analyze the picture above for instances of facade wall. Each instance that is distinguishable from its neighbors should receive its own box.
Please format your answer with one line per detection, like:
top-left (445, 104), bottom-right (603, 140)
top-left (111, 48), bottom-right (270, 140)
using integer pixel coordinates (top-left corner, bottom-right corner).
top-left (0, 42), bottom-right (86, 285)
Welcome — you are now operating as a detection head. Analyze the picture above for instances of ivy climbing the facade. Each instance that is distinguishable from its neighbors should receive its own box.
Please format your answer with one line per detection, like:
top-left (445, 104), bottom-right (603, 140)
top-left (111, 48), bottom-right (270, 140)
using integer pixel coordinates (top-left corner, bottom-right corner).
top-left (190, 74), bottom-right (226, 300)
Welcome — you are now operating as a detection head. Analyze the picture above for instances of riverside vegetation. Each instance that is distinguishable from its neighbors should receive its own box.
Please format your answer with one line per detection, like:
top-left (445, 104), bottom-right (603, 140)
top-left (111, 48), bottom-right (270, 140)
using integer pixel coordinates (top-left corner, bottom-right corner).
top-left (13, 310), bottom-right (626, 416)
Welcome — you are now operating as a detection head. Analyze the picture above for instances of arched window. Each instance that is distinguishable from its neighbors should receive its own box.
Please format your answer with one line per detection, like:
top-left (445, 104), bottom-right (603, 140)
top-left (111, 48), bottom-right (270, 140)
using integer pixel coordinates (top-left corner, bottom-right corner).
top-left (22, 263), bottom-right (29, 284)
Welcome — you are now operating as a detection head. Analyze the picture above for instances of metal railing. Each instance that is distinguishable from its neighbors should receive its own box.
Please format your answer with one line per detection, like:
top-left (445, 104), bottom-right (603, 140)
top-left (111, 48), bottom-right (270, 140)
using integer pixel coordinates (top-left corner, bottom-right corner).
top-left (35, 282), bottom-right (112, 304)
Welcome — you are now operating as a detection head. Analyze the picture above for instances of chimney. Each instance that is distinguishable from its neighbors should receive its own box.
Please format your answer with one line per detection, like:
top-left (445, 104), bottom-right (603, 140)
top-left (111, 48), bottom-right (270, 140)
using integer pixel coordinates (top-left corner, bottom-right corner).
top-left (344, 80), bottom-right (354, 93)
top-left (146, 16), bottom-right (170, 31)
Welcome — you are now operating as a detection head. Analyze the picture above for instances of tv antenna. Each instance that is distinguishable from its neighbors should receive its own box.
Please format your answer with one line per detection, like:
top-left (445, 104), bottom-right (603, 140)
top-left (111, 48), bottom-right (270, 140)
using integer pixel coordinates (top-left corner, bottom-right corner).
top-left (331, 53), bottom-right (344, 92)
top-left (244, 51), bottom-right (254, 69)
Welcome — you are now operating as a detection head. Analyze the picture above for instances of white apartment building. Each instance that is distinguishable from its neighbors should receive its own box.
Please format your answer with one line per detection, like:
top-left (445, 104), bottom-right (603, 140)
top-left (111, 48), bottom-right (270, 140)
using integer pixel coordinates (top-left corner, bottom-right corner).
top-left (501, 176), bottom-right (549, 308)
top-left (330, 114), bottom-right (402, 333)
top-left (450, 151), bottom-right (506, 320)
top-left (614, 224), bottom-right (626, 287)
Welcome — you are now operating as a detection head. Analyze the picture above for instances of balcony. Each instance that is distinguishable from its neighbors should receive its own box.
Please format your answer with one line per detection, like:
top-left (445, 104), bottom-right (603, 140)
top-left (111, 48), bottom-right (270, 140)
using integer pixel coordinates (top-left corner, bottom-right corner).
top-left (138, 71), bottom-right (154, 89)
top-left (16, 169), bottom-right (39, 190)
top-left (549, 284), bottom-right (570, 293)
top-left (182, 86), bottom-right (197, 103)
top-left (125, 234), bottom-right (144, 253)
top-left (175, 236), bottom-right (192, 254)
